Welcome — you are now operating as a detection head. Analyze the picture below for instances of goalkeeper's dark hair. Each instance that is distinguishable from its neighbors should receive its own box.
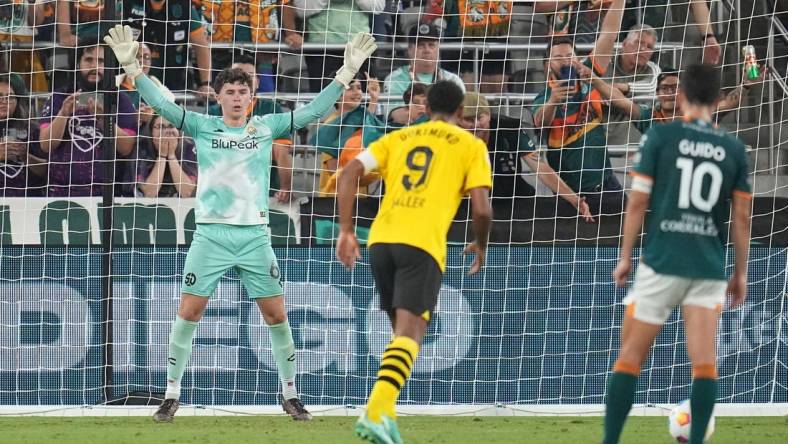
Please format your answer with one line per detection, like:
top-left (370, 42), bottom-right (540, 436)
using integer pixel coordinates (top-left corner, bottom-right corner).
top-left (427, 80), bottom-right (464, 115)
top-left (680, 64), bottom-right (721, 106)
top-left (214, 67), bottom-right (254, 93)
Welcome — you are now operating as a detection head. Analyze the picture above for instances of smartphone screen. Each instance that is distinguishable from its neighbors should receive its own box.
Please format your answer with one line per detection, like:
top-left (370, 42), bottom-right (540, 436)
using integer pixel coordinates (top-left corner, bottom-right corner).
top-left (559, 65), bottom-right (577, 88)
top-left (76, 93), bottom-right (104, 111)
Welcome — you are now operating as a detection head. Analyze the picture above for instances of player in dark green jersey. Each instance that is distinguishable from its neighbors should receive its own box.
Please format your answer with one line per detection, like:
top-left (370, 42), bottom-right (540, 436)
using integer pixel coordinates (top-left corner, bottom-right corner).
top-left (602, 64), bottom-right (752, 444)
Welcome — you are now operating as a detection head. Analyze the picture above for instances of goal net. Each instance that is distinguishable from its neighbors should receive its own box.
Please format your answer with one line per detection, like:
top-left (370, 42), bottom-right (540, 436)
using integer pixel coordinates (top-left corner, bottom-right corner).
top-left (0, 0), bottom-right (785, 410)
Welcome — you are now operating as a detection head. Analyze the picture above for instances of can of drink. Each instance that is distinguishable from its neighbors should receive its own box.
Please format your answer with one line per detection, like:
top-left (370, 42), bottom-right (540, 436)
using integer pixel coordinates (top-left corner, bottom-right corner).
top-left (742, 45), bottom-right (760, 80)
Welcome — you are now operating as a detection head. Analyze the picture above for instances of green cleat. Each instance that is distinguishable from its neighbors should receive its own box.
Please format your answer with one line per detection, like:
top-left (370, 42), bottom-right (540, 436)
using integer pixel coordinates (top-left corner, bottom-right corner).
top-left (381, 415), bottom-right (403, 444)
top-left (355, 413), bottom-right (394, 444)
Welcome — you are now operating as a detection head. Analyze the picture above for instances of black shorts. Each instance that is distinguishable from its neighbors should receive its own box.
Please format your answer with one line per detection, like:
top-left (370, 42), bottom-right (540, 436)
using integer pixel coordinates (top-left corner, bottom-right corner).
top-left (369, 243), bottom-right (442, 321)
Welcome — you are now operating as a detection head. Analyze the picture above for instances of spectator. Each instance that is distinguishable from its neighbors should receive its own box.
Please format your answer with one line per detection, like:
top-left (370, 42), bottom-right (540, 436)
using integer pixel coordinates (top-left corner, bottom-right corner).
top-left (124, 0), bottom-right (213, 96)
top-left (0, 0), bottom-right (52, 92)
top-left (459, 92), bottom-right (592, 220)
top-left (687, 0), bottom-right (723, 64)
top-left (602, 24), bottom-right (660, 145)
top-left (0, 70), bottom-right (28, 99)
top-left (208, 53), bottom-right (295, 203)
top-left (591, 65), bottom-right (769, 135)
top-left (0, 76), bottom-right (47, 197)
top-left (293, 0), bottom-right (385, 92)
top-left (532, 0), bottom-right (625, 216)
top-left (538, 0), bottom-right (720, 63)
top-left (56, 0), bottom-right (121, 46)
top-left (38, 39), bottom-right (137, 197)
top-left (136, 115), bottom-right (197, 198)
top-left (193, 0), bottom-right (302, 93)
top-left (543, 0), bottom-right (612, 44)
top-left (310, 70), bottom-right (383, 194)
top-left (116, 42), bottom-right (174, 126)
top-left (606, 24), bottom-right (661, 98)
top-left (440, 0), bottom-right (514, 94)
top-left (384, 23), bottom-right (465, 125)
top-left (31, 0), bottom-right (57, 42)
top-left (607, 0), bottom-right (726, 96)
top-left (387, 81), bottom-right (428, 126)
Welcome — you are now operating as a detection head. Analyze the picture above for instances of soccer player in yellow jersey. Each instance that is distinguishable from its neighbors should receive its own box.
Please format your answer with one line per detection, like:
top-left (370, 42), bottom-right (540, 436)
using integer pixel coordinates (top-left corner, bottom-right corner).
top-left (336, 81), bottom-right (493, 444)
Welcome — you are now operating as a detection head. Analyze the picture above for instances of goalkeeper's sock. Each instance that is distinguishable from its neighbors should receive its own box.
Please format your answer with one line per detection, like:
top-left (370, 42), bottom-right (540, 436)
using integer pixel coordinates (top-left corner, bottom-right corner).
top-left (164, 315), bottom-right (199, 400)
top-left (689, 365), bottom-right (718, 444)
top-left (269, 320), bottom-right (298, 400)
top-left (366, 336), bottom-right (419, 422)
top-left (603, 360), bottom-right (640, 444)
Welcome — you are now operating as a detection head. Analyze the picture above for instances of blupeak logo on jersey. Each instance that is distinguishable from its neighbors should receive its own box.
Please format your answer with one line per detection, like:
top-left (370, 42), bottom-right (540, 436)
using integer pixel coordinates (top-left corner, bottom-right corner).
top-left (210, 136), bottom-right (259, 150)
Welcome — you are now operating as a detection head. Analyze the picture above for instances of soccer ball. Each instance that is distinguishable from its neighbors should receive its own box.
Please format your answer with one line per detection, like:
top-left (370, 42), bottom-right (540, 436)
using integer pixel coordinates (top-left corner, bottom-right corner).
top-left (668, 399), bottom-right (715, 442)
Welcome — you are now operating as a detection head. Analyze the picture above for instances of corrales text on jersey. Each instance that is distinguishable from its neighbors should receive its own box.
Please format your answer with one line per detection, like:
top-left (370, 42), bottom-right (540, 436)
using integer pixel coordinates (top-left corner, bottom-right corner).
top-left (660, 213), bottom-right (719, 236)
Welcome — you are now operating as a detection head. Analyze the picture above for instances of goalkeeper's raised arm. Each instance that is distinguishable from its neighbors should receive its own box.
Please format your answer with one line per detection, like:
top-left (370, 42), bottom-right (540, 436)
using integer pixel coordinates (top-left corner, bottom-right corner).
top-left (104, 24), bottom-right (377, 134)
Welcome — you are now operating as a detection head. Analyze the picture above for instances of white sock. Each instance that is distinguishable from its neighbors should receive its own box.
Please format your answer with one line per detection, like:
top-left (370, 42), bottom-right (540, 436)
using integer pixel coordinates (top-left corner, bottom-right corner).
top-left (281, 379), bottom-right (298, 400)
top-left (165, 378), bottom-right (181, 400)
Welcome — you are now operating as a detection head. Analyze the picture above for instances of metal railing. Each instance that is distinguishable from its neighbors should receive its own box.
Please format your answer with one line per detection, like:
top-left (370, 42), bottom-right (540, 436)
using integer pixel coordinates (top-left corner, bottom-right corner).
top-left (0, 39), bottom-right (683, 54)
top-left (0, 39), bottom-right (684, 75)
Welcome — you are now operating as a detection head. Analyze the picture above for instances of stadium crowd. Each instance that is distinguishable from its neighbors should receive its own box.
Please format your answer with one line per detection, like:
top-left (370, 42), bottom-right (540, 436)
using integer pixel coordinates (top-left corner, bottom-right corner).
top-left (0, 0), bottom-right (767, 217)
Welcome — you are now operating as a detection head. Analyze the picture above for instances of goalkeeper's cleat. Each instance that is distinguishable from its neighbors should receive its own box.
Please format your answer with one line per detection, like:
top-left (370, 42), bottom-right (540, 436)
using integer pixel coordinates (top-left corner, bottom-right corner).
top-left (355, 413), bottom-right (394, 444)
top-left (280, 395), bottom-right (313, 421)
top-left (152, 398), bottom-right (179, 423)
top-left (381, 415), bottom-right (404, 444)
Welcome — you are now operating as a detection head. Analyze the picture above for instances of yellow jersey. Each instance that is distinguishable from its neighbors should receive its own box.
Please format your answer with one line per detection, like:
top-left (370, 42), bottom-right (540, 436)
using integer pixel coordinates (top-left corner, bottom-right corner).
top-left (366, 120), bottom-right (492, 271)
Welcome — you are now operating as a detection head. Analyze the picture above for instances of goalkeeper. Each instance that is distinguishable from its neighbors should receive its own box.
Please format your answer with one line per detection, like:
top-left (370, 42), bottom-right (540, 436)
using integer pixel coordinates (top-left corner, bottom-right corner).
top-left (103, 24), bottom-right (377, 423)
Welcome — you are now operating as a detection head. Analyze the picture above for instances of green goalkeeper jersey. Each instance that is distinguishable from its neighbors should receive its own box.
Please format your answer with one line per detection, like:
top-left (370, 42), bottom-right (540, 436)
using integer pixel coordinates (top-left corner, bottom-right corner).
top-left (136, 75), bottom-right (343, 225)
top-left (633, 118), bottom-right (751, 280)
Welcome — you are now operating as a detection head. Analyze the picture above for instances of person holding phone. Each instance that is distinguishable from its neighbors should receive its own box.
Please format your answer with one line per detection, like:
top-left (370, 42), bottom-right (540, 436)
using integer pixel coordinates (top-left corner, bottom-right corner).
top-left (38, 36), bottom-right (137, 197)
top-left (532, 0), bottom-right (626, 217)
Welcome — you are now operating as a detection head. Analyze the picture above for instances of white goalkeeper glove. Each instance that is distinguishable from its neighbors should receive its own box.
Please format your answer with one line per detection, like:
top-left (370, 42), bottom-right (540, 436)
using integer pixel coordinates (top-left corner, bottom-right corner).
top-left (103, 24), bottom-right (142, 80)
top-left (334, 32), bottom-right (378, 89)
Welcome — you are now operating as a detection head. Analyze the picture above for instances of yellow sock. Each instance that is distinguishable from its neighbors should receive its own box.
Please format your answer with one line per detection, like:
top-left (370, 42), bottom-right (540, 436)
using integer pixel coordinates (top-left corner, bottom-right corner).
top-left (366, 336), bottom-right (419, 422)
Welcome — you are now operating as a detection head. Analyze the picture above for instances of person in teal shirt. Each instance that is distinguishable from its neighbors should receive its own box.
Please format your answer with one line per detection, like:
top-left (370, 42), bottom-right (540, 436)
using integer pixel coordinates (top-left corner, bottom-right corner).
top-left (383, 23), bottom-right (465, 125)
top-left (104, 24), bottom-right (377, 423)
top-left (531, 0), bottom-right (626, 216)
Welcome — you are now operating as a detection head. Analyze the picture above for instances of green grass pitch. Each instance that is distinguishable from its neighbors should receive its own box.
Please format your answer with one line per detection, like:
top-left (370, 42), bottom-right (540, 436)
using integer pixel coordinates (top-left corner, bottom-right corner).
top-left (1, 416), bottom-right (786, 444)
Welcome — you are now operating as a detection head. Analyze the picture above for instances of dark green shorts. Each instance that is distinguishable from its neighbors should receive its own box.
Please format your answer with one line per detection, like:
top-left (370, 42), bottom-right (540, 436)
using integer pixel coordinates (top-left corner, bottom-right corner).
top-left (181, 224), bottom-right (283, 298)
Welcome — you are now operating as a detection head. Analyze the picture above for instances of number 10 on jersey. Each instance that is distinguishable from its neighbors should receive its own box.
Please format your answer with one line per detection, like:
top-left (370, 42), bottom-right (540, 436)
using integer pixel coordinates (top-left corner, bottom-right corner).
top-left (675, 157), bottom-right (723, 212)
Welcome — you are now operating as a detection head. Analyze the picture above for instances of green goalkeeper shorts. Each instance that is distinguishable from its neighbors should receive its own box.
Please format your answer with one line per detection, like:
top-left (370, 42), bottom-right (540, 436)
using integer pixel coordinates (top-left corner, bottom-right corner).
top-left (181, 223), bottom-right (283, 298)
